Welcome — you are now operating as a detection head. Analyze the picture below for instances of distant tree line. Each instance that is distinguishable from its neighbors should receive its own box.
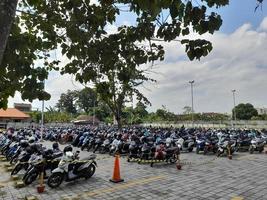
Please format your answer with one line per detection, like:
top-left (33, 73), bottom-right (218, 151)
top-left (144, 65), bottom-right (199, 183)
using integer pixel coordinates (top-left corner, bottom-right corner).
top-left (28, 89), bottom-right (265, 124)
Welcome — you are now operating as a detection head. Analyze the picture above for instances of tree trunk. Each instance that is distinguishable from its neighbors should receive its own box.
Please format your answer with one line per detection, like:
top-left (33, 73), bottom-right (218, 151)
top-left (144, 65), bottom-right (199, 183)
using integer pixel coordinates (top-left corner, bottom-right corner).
top-left (0, 0), bottom-right (18, 65)
top-left (116, 114), bottom-right (122, 133)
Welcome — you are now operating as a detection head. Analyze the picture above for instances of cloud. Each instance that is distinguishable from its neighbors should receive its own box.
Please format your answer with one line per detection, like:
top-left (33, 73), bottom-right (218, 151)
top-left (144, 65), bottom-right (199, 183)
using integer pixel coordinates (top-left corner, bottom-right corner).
top-left (259, 17), bottom-right (267, 31)
top-left (140, 17), bottom-right (267, 114)
top-left (9, 17), bottom-right (267, 114)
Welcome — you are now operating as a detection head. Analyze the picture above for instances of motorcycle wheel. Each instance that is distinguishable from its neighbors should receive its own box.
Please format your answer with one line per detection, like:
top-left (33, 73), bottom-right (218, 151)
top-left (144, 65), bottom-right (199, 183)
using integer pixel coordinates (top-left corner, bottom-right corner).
top-left (259, 147), bottom-right (264, 153)
top-left (81, 145), bottom-right (85, 151)
top-left (99, 147), bottom-right (106, 154)
top-left (47, 172), bottom-right (64, 188)
top-left (87, 145), bottom-right (92, 152)
top-left (216, 150), bottom-right (221, 157)
top-left (203, 147), bottom-right (208, 155)
top-left (188, 147), bottom-right (193, 152)
top-left (24, 171), bottom-right (39, 185)
top-left (10, 156), bottom-right (18, 165)
top-left (196, 147), bottom-right (200, 154)
top-left (249, 146), bottom-right (254, 154)
top-left (85, 164), bottom-right (96, 179)
top-left (169, 155), bottom-right (178, 164)
top-left (11, 164), bottom-right (22, 175)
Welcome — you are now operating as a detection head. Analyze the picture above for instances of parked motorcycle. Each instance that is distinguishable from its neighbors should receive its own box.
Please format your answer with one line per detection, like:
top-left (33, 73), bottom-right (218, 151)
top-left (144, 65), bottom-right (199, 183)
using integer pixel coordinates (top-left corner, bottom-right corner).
top-left (249, 137), bottom-right (265, 154)
top-left (177, 136), bottom-right (194, 152)
top-left (11, 148), bottom-right (32, 175)
top-left (47, 150), bottom-right (97, 188)
top-left (195, 138), bottom-right (206, 154)
top-left (23, 150), bottom-right (62, 185)
top-left (150, 143), bottom-right (180, 167)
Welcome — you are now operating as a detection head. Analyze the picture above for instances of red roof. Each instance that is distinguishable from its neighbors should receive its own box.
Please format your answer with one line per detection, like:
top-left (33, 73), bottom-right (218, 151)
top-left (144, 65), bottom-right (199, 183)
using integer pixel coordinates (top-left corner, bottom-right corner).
top-left (0, 108), bottom-right (30, 119)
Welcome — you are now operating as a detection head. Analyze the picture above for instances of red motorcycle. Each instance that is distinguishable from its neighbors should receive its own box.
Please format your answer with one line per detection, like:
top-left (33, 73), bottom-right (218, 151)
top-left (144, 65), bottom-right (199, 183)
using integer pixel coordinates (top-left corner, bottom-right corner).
top-left (150, 143), bottom-right (180, 167)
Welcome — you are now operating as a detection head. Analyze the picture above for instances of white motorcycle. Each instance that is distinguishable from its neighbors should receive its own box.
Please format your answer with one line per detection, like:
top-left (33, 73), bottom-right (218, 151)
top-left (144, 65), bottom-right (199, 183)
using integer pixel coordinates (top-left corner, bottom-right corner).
top-left (216, 136), bottom-right (236, 158)
top-left (176, 137), bottom-right (194, 152)
top-left (249, 137), bottom-right (265, 154)
top-left (47, 151), bottom-right (97, 188)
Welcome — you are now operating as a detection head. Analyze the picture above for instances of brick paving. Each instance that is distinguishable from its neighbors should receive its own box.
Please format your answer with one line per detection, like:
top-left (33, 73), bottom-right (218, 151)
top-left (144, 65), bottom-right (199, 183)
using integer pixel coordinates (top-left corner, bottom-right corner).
top-left (0, 142), bottom-right (266, 200)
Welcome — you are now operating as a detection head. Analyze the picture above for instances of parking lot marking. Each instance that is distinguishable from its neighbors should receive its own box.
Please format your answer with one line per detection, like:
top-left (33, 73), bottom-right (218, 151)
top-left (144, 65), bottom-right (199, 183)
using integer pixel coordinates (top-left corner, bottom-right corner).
top-left (231, 196), bottom-right (244, 200)
top-left (80, 175), bottom-right (166, 198)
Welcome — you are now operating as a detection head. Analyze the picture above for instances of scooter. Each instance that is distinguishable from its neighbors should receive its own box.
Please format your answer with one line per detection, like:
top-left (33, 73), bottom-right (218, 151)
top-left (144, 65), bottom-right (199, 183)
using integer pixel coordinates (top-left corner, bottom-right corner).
top-left (47, 151), bottom-right (97, 188)
top-left (11, 149), bottom-right (32, 175)
top-left (177, 136), bottom-right (194, 152)
top-left (127, 141), bottom-right (141, 161)
top-left (195, 138), bottom-right (206, 154)
top-left (216, 136), bottom-right (236, 158)
top-left (203, 138), bottom-right (218, 155)
top-left (249, 137), bottom-right (265, 154)
top-left (99, 139), bottom-right (111, 154)
top-left (23, 150), bottom-right (62, 185)
top-left (150, 143), bottom-right (180, 167)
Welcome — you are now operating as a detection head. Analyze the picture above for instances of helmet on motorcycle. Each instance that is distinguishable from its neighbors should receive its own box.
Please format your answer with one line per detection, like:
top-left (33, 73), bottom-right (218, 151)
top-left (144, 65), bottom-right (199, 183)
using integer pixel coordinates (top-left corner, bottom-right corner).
top-left (45, 149), bottom-right (54, 155)
top-left (52, 142), bottom-right (59, 150)
top-left (25, 146), bottom-right (33, 154)
top-left (63, 145), bottom-right (72, 153)
top-left (166, 137), bottom-right (172, 144)
top-left (28, 136), bottom-right (35, 143)
top-left (20, 140), bottom-right (29, 148)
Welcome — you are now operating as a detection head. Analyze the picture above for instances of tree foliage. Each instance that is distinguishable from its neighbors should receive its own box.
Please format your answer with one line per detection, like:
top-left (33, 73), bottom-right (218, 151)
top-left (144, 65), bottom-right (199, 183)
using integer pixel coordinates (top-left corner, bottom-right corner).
top-left (76, 87), bottom-right (97, 114)
top-left (0, 0), bottom-right (231, 110)
top-left (234, 103), bottom-right (258, 120)
top-left (56, 90), bottom-right (78, 114)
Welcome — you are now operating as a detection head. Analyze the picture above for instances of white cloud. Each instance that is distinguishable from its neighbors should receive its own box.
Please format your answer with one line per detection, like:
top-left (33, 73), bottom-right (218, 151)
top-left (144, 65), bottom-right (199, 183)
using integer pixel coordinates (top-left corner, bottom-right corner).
top-left (9, 17), bottom-right (267, 114)
top-left (141, 17), bottom-right (267, 114)
top-left (259, 17), bottom-right (267, 31)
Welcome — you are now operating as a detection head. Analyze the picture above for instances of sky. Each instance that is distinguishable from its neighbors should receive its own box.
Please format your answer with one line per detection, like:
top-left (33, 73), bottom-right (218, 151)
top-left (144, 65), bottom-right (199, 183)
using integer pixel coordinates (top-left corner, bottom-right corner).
top-left (8, 0), bottom-right (267, 114)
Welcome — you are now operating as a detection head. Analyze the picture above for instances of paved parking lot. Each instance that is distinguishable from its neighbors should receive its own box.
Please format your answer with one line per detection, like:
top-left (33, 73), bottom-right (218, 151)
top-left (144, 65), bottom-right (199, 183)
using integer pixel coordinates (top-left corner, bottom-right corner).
top-left (0, 143), bottom-right (266, 200)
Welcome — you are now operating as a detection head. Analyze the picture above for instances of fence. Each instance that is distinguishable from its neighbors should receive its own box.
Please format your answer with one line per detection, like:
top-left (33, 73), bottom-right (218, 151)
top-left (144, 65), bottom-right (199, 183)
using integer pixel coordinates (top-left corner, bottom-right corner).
top-left (2, 120), bottom-right (267, 130)
top-left (142, 120), bottom-right (267, 129)
top-left (5, 122), bottom-right (74, 129)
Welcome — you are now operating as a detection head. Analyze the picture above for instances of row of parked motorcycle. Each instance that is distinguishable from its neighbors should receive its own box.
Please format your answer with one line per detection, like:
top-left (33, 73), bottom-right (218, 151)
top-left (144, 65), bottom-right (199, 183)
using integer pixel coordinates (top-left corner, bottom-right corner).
top-left (1, 126), bottom-right (266, 184)
top-left (0, 133), bottom-right (97, 188)
top-left (68, 127), bottom-right (266, 162)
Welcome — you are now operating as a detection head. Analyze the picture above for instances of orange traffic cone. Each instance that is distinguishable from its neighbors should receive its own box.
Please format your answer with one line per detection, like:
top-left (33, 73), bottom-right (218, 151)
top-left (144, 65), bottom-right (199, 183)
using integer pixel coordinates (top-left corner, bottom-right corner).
top-left (110, 154), bottom-right (124, 183)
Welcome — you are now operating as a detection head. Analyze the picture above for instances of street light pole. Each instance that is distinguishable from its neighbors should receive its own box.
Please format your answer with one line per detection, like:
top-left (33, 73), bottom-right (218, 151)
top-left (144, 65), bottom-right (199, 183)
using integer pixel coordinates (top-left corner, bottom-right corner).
top-left (93, 99), bottom-right (95, 126)
top-left (189, 80), bottom-right (195, 127)
top-left (40, 81), bottom-right (45, 142)
top-left (232, 89), bottom-right (237, 125)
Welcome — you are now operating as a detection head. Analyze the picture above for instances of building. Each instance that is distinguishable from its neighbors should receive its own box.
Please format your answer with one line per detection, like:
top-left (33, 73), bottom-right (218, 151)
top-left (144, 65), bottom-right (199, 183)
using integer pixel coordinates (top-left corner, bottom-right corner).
top-left (256, 107), bottom-right (267, 115)
top-left (14, 103), bottom-right (32, 112)
top-left (0, 108), bottom-right (31, 128)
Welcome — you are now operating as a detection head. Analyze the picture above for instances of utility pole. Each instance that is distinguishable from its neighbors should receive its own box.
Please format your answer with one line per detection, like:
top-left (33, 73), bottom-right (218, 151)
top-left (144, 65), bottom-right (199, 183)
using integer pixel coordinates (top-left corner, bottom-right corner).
top-left (189, 80), bottom-right (195, 127)
top-left (232, 89), bottom-right (237, 126)
top-left (93, 99), bottom-right (95, 126)
top-left (40, 81), bottom-right (45, 142)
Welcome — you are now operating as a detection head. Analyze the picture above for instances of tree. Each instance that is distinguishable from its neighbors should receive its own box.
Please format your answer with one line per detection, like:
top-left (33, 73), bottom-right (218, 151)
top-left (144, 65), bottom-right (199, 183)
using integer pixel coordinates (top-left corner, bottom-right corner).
top-left (0, 0), bottom-right (18, 65)
top-left (76, 87), bottom-right (97, 114)
top-left (94, 101), bottom-right (112, 122)
top-left (56, 90), bottom-right (78, 114)
top-left (183, 106), bottom-right (192, 114)
top-left (0, 0), bottom-right (231, 109)
top-left (134, 102), bottom-right (148, 119)
top-left (234, 103), bottom-right (258, 120)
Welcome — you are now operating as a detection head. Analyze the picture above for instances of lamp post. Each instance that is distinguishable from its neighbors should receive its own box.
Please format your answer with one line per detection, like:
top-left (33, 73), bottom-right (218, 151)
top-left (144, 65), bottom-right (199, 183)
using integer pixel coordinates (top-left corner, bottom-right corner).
top-left (232, 89), bottom-right (237, 125)
top-left (93, 99), bottom-right (95, 126)
top-left (40, 81), bottom-right (45, 142)
top-left (189, 80), bottom-right (195, 127)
